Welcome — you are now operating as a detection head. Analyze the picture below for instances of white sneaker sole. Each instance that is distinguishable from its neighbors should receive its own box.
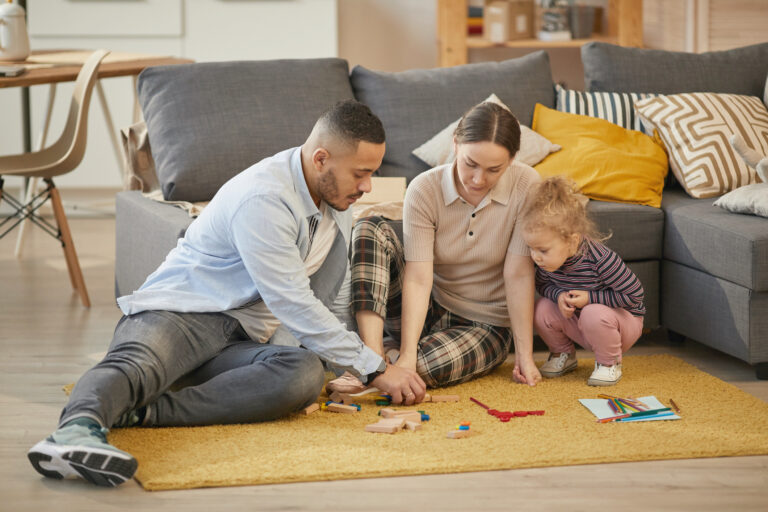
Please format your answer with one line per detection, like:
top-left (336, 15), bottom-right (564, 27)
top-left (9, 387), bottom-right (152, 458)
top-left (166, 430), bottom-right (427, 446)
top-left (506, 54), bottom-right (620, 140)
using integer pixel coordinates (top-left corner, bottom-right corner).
top-left (587, 375), bottom-right (622, 386)
top-left (28, 439), bottom-right (137, 487)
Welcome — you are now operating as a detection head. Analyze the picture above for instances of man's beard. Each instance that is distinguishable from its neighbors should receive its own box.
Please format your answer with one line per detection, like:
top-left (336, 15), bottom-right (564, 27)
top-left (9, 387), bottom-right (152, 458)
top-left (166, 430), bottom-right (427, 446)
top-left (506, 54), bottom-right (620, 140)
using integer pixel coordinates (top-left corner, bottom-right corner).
top-left (317, 168), bottom-right (362, 211)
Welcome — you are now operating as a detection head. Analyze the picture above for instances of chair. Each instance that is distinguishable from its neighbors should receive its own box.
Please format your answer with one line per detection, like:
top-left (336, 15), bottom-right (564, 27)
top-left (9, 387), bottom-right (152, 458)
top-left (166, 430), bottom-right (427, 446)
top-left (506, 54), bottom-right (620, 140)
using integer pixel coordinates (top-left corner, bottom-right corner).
top-left (0, 49), bottom-right (110, 307)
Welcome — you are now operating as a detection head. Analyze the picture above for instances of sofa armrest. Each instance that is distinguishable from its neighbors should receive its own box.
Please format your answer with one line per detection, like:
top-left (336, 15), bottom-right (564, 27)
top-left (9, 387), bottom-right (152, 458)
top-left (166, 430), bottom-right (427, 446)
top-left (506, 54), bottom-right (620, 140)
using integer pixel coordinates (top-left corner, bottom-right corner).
top-left (115, 191), bottom-right (194, 298)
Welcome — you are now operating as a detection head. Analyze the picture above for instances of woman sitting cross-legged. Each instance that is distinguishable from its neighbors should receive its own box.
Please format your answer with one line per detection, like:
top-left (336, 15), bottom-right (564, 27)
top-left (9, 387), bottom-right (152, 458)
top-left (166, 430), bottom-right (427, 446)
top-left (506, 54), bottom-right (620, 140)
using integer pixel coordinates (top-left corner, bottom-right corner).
top-left (329, 102), bottom-right (543, 398)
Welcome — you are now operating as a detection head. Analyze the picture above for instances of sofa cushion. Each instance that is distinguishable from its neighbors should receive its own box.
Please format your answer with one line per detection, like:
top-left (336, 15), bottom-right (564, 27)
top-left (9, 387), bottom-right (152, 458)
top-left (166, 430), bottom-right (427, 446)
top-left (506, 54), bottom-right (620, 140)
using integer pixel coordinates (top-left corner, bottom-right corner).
top-left (350, 51), bottom-right (555, 182)
top-left (662, 189), bottom-right (768, 291)
top-left (412, 93), bottom-right (560, 168)
top-left (555, 84), bottom-right (656, 133)
top-left (532, 104), bottom-right (668, 208)
top-left (115, 191), bottom-right (194, 297)
top-left (582, 41), bottom-right (768, 96)
top-left (138, 59), bottom-right (355, 202)
top-left (635, 93), bottom-right (768, 199)
top-left (587, 200), bottom-right (664, 261)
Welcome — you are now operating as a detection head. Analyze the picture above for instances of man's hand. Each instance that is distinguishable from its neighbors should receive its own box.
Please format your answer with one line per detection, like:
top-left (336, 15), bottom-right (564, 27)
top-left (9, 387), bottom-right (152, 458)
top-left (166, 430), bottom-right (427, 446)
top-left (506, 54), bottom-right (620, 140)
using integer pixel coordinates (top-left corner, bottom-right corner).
top-left (564, 290), bottom-right (589, 310)
top-left (371, 364), bottom-right (426, 405)
top-left (557, 291), bottom-right (576, 319)
top-left (512, 356), bottom-right (542, 386)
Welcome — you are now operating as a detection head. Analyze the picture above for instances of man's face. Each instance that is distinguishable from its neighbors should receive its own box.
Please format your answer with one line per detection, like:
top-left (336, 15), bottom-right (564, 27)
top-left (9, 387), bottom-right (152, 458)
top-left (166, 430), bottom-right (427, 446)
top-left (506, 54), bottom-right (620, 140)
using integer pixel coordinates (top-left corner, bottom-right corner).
top-left (317, 141), bottom-right (385, 211)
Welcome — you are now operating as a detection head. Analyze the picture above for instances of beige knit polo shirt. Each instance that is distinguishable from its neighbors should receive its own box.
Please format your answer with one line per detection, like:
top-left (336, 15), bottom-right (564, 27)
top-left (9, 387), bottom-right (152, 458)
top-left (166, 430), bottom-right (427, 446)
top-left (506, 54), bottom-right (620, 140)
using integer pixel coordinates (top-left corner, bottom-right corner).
top-left (403, 160), bottom-right (540, 327)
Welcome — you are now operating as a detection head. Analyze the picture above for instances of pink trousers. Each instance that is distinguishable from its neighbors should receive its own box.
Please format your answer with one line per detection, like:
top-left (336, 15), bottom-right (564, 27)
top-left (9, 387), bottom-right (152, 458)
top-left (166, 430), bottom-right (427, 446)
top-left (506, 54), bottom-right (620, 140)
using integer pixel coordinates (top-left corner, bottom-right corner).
top-left (533, 298), bottom-right (644, 366)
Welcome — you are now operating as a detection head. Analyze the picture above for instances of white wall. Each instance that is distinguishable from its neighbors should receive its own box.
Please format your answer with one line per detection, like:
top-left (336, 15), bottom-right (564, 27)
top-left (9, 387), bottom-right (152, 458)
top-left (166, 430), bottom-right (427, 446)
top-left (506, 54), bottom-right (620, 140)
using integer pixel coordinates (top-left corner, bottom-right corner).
top-left (337, 0), bottom-right (437, 72)
top-left (0, 0), bottom-right (338, 189)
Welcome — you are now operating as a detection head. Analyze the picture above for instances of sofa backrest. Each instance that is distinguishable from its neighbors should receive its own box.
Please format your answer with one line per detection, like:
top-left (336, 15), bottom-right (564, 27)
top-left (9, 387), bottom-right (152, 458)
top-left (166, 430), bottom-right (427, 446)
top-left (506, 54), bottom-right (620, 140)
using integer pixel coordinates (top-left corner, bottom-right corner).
top-left (582, 41), bottom-right (768, 96)
top-left (137, 59), bottom-right (355, 202)
top-left (350, 51), bottom-right (555, 183)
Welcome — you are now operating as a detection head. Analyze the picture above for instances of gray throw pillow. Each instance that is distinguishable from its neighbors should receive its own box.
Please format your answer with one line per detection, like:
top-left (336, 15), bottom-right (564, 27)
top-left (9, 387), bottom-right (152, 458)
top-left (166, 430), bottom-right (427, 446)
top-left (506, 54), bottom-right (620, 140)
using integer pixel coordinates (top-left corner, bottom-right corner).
top-left (138, 59), bottom-right (355, 202)
top-left (582, 41), bottom-right (768, 97)
top-left (350, 51), bottom-right (555, 182)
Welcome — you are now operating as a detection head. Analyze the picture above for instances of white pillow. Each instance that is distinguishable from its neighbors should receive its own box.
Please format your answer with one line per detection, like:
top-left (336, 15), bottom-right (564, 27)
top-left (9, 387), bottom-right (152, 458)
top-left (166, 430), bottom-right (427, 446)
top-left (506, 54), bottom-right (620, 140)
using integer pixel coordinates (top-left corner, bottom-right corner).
top-left (412, 93), bottom-right (560, 167)
top-left (713, 183), bottom-right (768, 218)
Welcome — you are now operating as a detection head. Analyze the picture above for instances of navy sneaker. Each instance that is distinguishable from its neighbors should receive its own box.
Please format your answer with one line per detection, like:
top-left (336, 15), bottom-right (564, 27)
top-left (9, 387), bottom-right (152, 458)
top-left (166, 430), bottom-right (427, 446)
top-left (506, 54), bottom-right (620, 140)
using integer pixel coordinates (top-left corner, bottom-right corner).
top-left (28, 419), bottom-right (137, 487)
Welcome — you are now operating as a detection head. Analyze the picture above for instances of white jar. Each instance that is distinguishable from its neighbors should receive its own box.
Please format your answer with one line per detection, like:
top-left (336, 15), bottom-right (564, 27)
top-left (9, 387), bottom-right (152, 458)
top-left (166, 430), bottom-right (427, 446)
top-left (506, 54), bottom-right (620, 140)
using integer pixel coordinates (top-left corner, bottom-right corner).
top-left (0, 0), bottom-right (30, 61)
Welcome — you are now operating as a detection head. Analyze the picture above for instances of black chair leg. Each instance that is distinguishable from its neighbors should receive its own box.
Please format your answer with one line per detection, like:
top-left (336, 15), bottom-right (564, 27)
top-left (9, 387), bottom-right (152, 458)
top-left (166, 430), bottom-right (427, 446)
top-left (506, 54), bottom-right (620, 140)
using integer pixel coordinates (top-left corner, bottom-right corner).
top-left (756, 363), bottom-right (768, 380)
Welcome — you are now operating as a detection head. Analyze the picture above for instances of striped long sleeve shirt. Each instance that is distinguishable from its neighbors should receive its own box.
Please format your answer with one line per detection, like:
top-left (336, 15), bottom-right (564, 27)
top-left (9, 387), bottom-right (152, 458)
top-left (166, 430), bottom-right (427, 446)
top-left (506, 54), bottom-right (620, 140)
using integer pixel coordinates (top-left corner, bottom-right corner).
top-left (535, 237), bottom-right (645, 317)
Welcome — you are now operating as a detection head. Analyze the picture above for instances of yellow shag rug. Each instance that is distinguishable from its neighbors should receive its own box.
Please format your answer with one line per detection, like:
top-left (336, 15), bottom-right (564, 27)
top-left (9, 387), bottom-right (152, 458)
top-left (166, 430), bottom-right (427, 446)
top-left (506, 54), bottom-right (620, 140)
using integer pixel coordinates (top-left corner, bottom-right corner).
top-left (107, 354), bottom-right (768, 491)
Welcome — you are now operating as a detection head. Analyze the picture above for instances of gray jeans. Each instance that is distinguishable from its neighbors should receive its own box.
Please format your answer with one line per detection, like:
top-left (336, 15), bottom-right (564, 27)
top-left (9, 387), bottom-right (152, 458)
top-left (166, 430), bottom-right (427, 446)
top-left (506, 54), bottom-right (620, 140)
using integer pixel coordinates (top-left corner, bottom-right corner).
top-left (60, 310), bottom-right (325, 428)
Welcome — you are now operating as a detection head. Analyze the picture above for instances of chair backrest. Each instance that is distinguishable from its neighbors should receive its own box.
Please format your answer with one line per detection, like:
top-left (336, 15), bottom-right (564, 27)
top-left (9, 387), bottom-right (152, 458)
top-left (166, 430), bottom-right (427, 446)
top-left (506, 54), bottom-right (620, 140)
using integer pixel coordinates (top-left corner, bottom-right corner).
top-left (41, 49), bottom-right (110, 176)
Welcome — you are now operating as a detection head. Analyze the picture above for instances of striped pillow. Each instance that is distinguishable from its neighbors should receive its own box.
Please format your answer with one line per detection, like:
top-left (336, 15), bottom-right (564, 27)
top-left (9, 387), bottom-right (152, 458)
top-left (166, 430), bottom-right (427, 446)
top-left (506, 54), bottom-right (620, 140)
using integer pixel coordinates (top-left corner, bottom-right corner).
top-left (635, 93), bottom-right (768, 199)
top-left (555, 84), bottom-right (656, 133)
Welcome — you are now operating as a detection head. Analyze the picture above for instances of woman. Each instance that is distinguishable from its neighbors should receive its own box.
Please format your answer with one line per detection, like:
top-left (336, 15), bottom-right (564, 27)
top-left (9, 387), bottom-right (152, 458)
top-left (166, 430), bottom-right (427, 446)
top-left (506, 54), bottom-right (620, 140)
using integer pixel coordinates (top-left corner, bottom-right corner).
top-left (333, 102), bottom-right (542, 395)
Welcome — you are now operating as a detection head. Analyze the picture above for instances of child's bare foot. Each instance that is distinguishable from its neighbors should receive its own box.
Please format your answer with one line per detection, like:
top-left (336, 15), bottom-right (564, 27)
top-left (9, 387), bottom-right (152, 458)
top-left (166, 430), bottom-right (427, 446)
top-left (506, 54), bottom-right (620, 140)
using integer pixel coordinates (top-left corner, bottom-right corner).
top-left (326, 371), bottom-right (366, 394)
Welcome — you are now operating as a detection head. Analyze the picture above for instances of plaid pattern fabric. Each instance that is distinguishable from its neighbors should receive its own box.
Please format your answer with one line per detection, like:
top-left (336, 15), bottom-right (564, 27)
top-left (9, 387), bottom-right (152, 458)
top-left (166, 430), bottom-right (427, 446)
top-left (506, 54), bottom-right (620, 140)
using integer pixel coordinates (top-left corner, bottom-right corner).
top-left (351, 216), bottom-right (512, 387)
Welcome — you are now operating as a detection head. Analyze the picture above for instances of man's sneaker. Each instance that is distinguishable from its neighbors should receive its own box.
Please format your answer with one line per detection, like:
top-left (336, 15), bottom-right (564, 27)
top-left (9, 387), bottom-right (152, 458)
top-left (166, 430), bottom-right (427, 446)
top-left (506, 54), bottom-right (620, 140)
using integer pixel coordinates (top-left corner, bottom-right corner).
top-left (588, 362), bottom-right (622, 386)
top-left (539, 352), bottom-right (578, 378)
top-left (28, 420), bottom-right (137, 487)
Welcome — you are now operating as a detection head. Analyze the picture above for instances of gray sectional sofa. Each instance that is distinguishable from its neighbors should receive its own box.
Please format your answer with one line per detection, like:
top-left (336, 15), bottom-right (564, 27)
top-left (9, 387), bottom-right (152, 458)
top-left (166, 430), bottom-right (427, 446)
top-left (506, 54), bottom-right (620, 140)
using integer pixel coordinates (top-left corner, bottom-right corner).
top-left (115, 43), bottom-right (768, 378)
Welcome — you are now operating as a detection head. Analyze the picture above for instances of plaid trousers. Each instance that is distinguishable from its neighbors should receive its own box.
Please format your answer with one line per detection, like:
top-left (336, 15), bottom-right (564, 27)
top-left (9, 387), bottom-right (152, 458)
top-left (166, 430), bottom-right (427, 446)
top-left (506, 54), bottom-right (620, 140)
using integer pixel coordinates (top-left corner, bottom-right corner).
top-left (351, 216), bottom-right (512, 387)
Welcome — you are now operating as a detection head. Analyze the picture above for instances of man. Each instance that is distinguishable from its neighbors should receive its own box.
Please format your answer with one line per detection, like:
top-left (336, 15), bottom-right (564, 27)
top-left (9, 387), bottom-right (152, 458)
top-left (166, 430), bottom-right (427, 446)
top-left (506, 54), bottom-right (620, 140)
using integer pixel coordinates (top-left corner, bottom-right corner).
top-left (28, 100), bottom-right (426, 487)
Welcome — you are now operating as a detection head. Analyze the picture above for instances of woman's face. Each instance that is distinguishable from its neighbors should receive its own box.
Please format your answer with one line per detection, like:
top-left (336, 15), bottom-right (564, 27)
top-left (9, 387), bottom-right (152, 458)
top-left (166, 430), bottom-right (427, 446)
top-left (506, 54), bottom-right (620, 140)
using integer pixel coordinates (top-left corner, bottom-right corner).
top-left (453, 140), bottom-right (512, 206)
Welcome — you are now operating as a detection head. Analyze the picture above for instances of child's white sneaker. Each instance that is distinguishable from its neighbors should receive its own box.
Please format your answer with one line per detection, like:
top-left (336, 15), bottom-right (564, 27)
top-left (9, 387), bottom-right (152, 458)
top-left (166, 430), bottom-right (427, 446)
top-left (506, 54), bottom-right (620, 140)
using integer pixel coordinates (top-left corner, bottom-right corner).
top-left (588, 362), bottom-right (622, 386)
top-left (539, 352), bottom-right (578, 378)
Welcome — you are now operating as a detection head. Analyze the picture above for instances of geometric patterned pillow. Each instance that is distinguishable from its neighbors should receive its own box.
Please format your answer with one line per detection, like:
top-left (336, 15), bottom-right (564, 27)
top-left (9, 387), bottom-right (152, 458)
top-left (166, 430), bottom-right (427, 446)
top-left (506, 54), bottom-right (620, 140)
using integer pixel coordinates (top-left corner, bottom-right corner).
top-left (555, 84), bottom-right (657, 133)
top-left (635, 93), bottom-right (768, 199)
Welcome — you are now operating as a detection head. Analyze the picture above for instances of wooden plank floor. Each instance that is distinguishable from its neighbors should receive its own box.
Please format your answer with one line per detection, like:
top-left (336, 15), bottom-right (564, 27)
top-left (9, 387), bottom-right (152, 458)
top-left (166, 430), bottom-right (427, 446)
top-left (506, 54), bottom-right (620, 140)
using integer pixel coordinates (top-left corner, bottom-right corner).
top-left (2, 216), bottom-right (767, 512)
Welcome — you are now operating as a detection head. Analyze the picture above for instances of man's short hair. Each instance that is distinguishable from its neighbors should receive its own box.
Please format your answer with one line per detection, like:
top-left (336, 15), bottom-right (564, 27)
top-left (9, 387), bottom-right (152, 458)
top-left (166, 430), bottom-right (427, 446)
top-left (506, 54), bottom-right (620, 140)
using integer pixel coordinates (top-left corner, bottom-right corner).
top-left (318, 99), bottom-right (385, 148)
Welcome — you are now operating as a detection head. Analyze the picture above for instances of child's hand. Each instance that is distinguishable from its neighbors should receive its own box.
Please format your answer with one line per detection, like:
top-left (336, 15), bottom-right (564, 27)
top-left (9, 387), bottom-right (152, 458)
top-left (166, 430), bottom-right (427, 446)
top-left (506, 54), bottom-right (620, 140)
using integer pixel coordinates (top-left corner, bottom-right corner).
top-left (564, 290), bottom-right (589, 309)
top-left (557, 292), bottom-right (576, 319)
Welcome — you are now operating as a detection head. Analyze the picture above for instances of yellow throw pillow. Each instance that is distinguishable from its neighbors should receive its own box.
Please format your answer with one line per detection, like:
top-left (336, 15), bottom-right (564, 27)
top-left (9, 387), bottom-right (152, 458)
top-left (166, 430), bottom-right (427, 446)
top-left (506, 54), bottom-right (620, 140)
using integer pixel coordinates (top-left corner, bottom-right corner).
top-left (532, 103), bottom-right (668, 208)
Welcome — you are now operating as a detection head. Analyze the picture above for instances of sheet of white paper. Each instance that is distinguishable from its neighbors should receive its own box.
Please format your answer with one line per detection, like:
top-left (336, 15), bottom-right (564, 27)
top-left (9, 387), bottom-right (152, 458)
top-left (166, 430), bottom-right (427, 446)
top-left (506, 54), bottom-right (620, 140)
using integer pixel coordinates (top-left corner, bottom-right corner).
top-left (578, 395), bottom-right (680, 422)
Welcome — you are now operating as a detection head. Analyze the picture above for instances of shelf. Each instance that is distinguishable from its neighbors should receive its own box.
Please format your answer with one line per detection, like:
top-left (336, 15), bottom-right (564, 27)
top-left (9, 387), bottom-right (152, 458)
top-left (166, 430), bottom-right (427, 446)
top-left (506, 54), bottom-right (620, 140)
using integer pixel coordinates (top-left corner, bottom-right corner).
top-left (467, 35), bottom-right (617, 50)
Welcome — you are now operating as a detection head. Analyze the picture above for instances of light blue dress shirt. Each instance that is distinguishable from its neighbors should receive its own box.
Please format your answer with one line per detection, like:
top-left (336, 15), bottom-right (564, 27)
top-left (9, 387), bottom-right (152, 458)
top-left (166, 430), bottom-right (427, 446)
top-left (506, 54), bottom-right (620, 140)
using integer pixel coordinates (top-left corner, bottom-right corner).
top-left (117, 147), bottom-right (383, 376)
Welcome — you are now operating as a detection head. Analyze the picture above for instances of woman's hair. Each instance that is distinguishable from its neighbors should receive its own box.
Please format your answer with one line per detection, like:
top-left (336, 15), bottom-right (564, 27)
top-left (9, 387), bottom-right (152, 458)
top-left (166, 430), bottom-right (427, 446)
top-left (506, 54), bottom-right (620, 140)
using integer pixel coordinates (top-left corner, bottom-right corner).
top-left (520, 176), bottom-right (609, 242)
top-left (454, 102), bottom-right (521, 158)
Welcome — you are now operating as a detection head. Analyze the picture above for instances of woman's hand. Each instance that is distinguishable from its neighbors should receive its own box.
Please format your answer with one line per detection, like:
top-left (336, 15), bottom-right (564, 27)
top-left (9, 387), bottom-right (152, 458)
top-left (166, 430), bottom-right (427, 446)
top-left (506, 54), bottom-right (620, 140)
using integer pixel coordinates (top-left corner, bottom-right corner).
top-left (394, 354), bottom-right (417, 372)
top-left (371, 364), bottom-right (426, 405)
top-left (513, 356), bottom-right (542, 386)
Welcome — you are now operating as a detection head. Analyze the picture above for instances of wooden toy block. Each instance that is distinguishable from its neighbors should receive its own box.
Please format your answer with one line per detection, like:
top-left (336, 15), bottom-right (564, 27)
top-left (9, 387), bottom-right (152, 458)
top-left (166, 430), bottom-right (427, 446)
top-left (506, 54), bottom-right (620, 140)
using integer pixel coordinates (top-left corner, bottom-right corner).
top-left (365, 423), bottom-right (400, 434)
top-left (380, 409), bottom-right (421, 422)
top-left (365, 417), bottom-right (406, 434)
top-left (302, 403), bottom-right (320, 415)
top-left (430, 394), bottom-right (460, 402)
top-left (446, 429), bottom-right (471, 439)
top-left (326, 403), bottom-right (359, 414)
top-left (405, 420), bottom-right (422, 431)
top-left (423, 393), bottom-right (431, 402)
top-left (379, 417), bottom-right (406, 428)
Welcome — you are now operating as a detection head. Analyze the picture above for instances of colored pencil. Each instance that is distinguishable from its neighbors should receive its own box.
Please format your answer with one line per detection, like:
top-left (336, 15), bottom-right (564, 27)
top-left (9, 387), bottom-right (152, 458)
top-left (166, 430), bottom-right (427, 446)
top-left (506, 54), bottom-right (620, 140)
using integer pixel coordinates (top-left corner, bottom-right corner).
top-left (598, 407), bottom-right (672, 423)
top-left (597, 413), bottom-right (631, 423)
top-left (669, 398), bottom-right (681, 413)
top-left (625, 407), bottom-right (671, 418)
top-left (613, 398), bottom-right (627, 413)
top-left (470, 397), bottom-right (490, 410)
top-left (606, 399), bottom-right (620, 414)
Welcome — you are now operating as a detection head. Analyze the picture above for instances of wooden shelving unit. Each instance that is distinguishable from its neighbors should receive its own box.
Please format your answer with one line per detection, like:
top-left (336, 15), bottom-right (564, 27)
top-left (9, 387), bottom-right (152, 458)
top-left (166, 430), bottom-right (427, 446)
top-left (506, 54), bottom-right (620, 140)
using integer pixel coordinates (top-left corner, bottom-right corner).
top-left (437, 0), bottom-right (644, 67)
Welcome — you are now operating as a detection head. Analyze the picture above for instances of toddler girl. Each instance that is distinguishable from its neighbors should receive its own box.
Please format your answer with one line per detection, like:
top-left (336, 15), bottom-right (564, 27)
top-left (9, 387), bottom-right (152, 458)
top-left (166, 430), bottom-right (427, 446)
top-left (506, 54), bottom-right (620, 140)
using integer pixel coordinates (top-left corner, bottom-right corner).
top-left (520, 176), bottom-right (645, 386)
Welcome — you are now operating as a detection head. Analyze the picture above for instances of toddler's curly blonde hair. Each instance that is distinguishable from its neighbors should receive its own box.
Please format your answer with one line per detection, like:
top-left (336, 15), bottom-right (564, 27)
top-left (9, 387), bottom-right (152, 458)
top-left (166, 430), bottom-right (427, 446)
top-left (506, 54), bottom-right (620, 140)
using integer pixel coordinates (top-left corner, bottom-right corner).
top-left (520, 176), bottom-right (609, 243)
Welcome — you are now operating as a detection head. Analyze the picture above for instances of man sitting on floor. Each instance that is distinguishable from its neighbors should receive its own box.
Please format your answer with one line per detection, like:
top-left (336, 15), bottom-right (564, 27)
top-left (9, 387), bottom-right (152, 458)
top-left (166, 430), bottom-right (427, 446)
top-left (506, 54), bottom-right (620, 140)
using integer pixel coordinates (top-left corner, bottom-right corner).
top-left (27, 99), bottom-right (427, 487)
